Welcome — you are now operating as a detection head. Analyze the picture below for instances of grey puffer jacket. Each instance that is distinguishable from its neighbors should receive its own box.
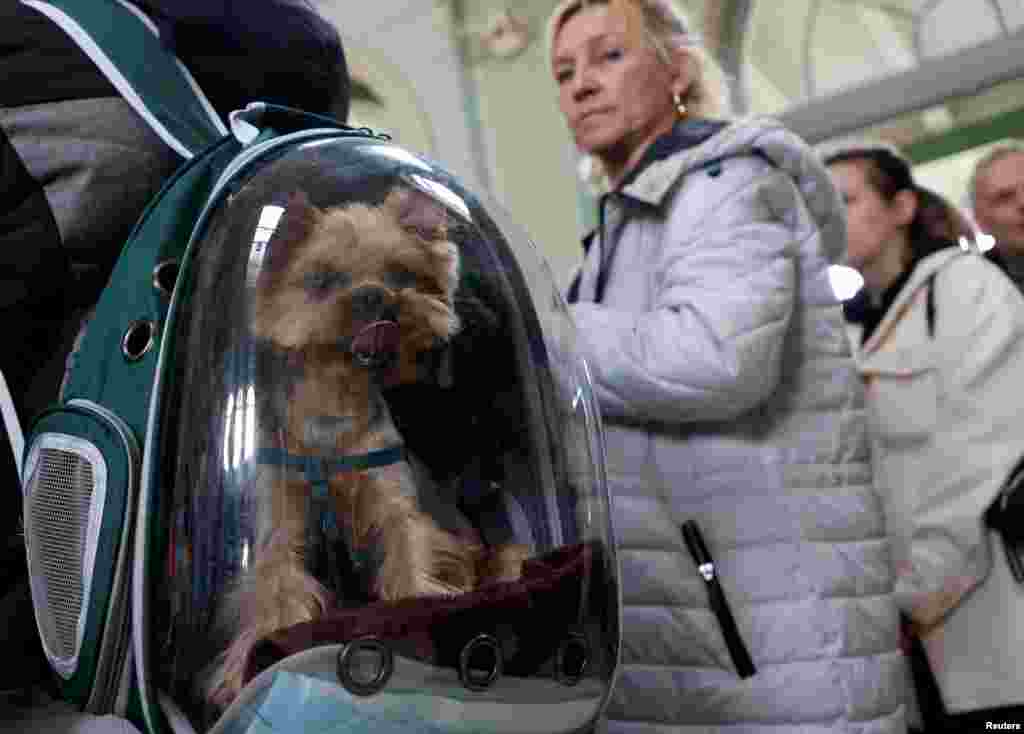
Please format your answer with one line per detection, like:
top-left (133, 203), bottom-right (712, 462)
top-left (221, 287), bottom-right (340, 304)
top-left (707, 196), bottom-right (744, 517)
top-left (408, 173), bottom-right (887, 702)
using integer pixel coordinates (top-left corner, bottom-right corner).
top-left (570, 117), bottom-right (906, 732)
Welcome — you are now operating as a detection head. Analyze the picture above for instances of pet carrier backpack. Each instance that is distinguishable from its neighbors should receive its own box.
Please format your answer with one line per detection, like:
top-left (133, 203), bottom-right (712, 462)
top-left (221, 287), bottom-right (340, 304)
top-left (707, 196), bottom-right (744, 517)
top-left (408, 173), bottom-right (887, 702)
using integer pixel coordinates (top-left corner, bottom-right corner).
top-left (4, 2), bottom-right (620, 733)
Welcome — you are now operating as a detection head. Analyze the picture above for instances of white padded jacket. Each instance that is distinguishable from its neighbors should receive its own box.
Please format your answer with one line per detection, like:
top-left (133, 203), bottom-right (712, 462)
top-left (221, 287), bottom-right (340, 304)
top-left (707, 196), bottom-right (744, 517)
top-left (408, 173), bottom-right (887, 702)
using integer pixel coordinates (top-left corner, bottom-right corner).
top-left (570, 117), bottom-right (906, 733)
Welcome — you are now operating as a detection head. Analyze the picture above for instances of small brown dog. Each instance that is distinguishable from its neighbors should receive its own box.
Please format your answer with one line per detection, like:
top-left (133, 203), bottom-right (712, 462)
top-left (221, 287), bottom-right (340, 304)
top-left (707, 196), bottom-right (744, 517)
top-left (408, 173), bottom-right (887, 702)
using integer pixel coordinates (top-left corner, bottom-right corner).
top-left (207, 186), bottom-right (527, 704)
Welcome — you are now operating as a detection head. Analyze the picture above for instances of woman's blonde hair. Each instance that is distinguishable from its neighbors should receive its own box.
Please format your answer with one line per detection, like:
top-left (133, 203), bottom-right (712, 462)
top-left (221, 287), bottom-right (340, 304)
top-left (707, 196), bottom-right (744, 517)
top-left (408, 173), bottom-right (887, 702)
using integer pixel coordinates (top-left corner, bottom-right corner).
top-left (545, 0), bottom-right (732, 190)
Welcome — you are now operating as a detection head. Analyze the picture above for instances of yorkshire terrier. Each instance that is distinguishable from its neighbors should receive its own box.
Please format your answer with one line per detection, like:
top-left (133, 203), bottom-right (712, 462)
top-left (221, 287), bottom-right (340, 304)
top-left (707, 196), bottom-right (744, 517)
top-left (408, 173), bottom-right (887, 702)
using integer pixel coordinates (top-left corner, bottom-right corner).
top-left (207, 186), bottom-right (528, 704)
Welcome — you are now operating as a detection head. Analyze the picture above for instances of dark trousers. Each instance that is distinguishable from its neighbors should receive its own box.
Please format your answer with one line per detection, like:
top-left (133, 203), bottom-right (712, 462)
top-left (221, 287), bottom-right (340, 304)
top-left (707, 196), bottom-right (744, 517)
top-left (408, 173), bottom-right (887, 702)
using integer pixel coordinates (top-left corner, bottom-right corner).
top-left (939, 705), bottom-right (1024, 733)
top-left (907, 620), bottom-right (1024, 733)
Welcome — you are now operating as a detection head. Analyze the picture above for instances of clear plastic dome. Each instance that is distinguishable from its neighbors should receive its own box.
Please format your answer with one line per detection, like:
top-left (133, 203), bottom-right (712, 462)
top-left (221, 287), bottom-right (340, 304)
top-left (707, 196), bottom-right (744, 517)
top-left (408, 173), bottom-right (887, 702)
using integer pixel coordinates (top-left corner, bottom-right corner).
top-left (146, 135), bottom-right (618, 732)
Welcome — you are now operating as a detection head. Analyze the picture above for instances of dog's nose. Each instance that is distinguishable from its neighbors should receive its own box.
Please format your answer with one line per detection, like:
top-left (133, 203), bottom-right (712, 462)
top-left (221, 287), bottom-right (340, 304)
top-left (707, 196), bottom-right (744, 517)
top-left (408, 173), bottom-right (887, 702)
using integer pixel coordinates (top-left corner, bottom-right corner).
top-left (350, 285), bottom-right (391, 321)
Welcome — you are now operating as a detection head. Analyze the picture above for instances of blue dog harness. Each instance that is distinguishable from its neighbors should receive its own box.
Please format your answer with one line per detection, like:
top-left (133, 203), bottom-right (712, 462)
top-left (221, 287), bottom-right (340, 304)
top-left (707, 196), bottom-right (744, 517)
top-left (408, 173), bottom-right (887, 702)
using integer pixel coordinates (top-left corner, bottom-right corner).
top-left (255, 444), bottom-right (406, 598)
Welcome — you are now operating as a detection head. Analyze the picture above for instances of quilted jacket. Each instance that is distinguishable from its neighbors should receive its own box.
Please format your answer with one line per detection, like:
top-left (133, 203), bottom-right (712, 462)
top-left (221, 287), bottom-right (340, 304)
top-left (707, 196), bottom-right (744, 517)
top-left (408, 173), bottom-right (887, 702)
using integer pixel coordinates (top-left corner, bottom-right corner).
top-left (849, 248), bottom-right (1024, 716)
top-left (570, 117), bottom-right (906, 732)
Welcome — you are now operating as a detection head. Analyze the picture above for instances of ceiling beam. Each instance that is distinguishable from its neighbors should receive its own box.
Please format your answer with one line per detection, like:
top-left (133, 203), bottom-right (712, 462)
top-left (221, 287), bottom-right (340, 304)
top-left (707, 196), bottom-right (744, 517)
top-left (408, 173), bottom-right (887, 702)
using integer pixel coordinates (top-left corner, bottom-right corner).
top-left (780, 27), bottom-right (1024, 144)
top-left (904, 105), bottom-right (1024, 164)
top-left (834, 0), bottom-right (916, 21)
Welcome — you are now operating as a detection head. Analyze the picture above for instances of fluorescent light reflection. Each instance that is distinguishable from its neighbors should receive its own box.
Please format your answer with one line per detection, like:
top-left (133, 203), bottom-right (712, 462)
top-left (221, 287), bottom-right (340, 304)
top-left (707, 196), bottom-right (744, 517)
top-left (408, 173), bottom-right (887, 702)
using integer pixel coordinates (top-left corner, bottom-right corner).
top-left (222, 392), bottom-right (234, 472)
top-left (828, 265), bottom-right (864, 302)
top-left (246, 205), bottom-right (285, 286)
top-left (241, 540), bottom-right (251, 571)
top-left (958, 232), bottom-right (996, 253)
top-left (408, 175), bottom-right (472, 221)
top-left (222, 385), bottom-right (257, 473)
top-left (257, 205), bottom-right (285, 231)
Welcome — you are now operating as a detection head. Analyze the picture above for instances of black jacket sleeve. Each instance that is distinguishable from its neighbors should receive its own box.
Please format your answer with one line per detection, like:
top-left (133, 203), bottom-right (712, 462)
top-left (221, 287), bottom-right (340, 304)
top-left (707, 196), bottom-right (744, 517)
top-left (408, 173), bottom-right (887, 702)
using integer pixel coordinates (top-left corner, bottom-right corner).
top-left (130, 0), bottom-right (350, 122)
top-left (0, 2), bottom-right (116, 107)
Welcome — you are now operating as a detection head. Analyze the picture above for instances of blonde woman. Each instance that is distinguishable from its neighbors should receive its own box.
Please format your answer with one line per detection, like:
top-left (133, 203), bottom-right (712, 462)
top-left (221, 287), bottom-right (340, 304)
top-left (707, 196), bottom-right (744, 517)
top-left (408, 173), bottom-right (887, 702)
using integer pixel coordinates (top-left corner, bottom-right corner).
top-left (547, 1), bottom-right (905, 730)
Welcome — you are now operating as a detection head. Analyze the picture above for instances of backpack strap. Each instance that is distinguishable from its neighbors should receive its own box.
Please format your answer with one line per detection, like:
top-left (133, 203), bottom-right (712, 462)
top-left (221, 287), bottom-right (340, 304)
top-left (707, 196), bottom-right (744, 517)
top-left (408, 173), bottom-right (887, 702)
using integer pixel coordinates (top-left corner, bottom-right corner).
top-left (20, 0), bottom-right (226, 158)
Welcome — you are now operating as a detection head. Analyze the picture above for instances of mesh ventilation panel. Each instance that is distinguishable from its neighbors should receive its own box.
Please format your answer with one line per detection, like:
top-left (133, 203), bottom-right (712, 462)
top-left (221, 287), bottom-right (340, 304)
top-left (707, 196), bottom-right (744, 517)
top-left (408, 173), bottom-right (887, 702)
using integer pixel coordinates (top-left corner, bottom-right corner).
top-left (24, 439), bottom-right (106, 678)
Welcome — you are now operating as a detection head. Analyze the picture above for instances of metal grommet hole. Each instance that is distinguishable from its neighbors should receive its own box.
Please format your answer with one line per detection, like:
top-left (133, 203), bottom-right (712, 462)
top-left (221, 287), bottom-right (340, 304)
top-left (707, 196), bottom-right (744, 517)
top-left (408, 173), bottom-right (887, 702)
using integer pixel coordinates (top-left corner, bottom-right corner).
top-left (556, 633), bottom-right (589, 686)
top-left (459, 634), bottom-right (502, 691)
top-left (153, 259), bottom-right (180, 296)
top-left (121, 320), bottom-right (156, 362)
top-left (337, 637), bottom-right (393, 697)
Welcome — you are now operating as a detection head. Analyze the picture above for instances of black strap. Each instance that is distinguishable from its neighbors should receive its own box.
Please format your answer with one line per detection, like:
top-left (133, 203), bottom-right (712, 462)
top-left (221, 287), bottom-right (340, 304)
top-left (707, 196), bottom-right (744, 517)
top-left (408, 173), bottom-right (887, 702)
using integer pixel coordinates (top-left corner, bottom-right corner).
top-left (925, 273), bottom-right (936, 338)
top-left (680, 519), bottom-right (756, 678)
top-left (902, 613), bottom-right (949, 731)
top-left (567, 272), bottom-right (581, 304)
top-left (985, 453), bottom-right (1024, 585)
top-left (567, 233), bottom-right (592, 304)
top-left (593, 194), bottom-right (612, 304)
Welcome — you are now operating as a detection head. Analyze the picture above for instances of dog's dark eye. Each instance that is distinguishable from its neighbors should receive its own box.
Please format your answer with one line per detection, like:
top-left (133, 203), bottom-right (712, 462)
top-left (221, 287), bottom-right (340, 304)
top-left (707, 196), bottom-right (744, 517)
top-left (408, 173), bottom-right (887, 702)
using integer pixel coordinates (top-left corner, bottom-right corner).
top-left (303, 269), bottom-right (350, 297)
top-left (386, 266), bottom-right (418, 290)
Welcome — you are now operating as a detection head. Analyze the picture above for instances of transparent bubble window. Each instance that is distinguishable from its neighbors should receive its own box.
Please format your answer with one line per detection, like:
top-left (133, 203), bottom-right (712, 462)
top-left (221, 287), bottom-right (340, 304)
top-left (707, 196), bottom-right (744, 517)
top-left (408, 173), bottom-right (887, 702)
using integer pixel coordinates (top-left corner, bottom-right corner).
top-left (148, 136), bottom-right (618, 732)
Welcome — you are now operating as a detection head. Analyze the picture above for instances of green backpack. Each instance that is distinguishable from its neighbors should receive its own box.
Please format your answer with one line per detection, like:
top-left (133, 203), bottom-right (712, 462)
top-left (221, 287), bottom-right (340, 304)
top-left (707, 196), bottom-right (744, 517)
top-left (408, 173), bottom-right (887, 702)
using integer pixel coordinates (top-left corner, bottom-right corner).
top-left (8, 4), bottom-right (619, 734)
top-left (12, 0), bottom-right (376, 729)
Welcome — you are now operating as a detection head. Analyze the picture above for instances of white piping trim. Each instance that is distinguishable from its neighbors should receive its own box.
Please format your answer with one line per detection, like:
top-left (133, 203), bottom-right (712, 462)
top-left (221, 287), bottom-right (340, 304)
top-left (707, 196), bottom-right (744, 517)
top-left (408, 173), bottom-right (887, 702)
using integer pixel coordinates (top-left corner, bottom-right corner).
top-left (133, 358), bottom-right (162, 734)
top-left (23, 1), bottom-right (194, 159)
top-left (0, 368), bottom-right (23, 481)
top-left (229, 105), bottom-right (264, 145)
top-left (174, 58), bottom-right (228, 136)
top-left (211, 127), bottom-right (346, 196)
top-left (110, 0), bottom-right (226, 136)
top-left (111, 0), bottom-right (159, 35)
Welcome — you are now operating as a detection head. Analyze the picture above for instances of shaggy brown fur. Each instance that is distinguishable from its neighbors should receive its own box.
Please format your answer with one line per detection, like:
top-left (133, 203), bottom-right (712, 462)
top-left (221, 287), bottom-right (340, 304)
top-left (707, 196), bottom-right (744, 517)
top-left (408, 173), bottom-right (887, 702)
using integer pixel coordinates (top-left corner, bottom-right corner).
top-left (207, 187), bottom-right (528, 705)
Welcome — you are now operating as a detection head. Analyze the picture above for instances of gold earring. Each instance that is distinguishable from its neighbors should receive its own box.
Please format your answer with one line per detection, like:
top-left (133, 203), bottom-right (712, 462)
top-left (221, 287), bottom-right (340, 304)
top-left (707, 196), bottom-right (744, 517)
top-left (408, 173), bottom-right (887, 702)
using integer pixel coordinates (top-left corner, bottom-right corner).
top-left (673, 92), bottom-right (687, 119)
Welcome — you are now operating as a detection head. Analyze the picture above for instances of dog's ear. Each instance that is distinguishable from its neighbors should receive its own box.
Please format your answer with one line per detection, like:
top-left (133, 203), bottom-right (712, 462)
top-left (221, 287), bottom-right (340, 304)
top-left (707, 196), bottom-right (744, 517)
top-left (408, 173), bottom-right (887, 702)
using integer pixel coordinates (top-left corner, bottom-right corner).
top-left (262, 191), bottom-right (321, 277)
top-left (385, 186), bottom-right (448, 241)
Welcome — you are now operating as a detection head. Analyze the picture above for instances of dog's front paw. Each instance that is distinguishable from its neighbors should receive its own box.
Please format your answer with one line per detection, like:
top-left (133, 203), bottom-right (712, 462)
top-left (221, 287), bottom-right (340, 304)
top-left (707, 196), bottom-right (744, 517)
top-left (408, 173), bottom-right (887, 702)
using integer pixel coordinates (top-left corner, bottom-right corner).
top-left (205, 544), bottom-right (332, 706)
top-left (476, 543), bottom-right (531, 586)
top-left (206, 629), bottom-right (263, 707)
top-left (372, 516), bottom-right (479, 600)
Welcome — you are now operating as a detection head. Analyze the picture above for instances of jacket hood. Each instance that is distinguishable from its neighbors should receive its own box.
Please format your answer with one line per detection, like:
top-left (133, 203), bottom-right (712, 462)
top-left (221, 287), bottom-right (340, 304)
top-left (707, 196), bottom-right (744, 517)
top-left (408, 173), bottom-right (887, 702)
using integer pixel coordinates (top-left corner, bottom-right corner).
top-left (620, 116), bottom-right (848, 262)
top-left (853, 246), bottom-right (965, 354)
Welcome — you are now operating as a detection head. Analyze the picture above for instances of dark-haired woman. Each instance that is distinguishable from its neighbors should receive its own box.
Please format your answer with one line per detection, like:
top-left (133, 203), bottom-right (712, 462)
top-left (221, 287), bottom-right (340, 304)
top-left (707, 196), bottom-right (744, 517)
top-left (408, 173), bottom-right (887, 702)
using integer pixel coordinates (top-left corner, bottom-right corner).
top-left (826, 142), bottom-right (1024, 732)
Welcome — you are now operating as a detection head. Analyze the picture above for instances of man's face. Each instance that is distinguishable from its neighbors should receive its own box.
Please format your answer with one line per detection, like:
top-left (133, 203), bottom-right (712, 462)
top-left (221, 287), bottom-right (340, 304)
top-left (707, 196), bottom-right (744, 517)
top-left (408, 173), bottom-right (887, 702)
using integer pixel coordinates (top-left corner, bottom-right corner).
top-left (974, 151), bottom-right (1024, 257)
